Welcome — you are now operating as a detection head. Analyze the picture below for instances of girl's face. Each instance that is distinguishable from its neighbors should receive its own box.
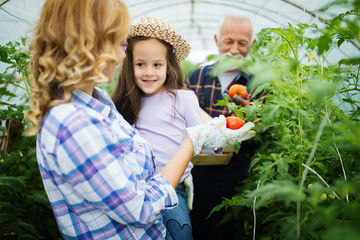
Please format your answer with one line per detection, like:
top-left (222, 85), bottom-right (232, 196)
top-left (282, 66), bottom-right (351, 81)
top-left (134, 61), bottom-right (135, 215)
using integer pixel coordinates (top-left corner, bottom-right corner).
top-left (133, 38), bottom-right (167, 96)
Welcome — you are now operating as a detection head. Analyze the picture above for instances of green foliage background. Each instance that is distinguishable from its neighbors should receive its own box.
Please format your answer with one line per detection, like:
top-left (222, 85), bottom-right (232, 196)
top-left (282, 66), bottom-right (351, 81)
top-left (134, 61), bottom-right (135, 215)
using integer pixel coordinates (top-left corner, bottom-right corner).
top-left (211, 1), bottom-right (360, 239)
top-left (0, 39), bottom-right (62, 239)
top-left (0, 1), bottom-right (359, 239)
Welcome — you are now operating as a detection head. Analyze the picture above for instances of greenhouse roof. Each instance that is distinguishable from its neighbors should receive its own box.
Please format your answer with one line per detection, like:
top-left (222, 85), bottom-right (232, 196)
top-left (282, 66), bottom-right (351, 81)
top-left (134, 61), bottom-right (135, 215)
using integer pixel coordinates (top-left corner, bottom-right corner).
top-left (0, 0), bottom-right (359, 64)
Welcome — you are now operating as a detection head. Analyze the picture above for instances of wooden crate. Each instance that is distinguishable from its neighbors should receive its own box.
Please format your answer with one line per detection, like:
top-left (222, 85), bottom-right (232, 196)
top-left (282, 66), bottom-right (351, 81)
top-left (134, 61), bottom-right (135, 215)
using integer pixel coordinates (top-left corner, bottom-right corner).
top-left (191, 144), bottom-right (234, 165)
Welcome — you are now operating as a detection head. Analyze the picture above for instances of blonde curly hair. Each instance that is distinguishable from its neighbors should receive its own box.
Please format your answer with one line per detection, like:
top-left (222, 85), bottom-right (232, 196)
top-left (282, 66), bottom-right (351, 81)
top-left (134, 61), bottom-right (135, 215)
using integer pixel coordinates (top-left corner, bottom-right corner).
top-left (24, 0), bottom-right (130, 136)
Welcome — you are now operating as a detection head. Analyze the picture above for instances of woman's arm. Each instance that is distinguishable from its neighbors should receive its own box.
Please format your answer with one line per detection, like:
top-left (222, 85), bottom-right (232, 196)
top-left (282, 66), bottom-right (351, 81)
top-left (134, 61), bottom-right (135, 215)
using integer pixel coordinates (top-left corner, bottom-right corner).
top-left (48, 105), bottom-right (178, 227)
top-left (160, 138), bottom-right (194, 188)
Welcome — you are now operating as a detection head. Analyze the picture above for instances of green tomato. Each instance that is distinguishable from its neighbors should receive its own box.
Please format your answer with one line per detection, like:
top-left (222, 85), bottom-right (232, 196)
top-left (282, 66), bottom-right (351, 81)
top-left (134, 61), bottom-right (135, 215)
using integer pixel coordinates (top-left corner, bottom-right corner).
top-left (328, 193), bottom-right (335, 200)
top-left (320, 193), bottom-right (327, 200)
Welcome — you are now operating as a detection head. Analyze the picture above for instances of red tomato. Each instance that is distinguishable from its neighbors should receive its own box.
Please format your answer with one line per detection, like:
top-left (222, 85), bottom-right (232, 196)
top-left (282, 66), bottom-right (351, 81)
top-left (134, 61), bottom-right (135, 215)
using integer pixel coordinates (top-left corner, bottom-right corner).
top-left (226, 116), bottom-right (245, 129)
top-left (229, 84), bottom-right (248, 99)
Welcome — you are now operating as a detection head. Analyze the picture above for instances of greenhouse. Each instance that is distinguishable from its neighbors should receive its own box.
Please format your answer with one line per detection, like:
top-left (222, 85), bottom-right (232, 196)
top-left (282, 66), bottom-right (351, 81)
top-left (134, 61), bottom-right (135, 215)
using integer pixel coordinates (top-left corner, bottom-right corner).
top-left (1, 0), bottom-right (359, 64)
top-left (0, 0), bottom-right (359, 239)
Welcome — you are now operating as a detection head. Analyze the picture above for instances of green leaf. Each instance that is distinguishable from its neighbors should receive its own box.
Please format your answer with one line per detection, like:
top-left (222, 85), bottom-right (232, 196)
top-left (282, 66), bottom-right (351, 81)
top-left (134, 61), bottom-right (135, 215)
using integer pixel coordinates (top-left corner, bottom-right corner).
top-left (0, 46), bottom-right (10, 63)
top-left (249, 181), bottom-right (305, 207)
top-left (276, 158), bottom-right (289, 176)
top-left (317, 34), bottom-right (333, 56)
top-left (338, 57), bottom-right (360, 66)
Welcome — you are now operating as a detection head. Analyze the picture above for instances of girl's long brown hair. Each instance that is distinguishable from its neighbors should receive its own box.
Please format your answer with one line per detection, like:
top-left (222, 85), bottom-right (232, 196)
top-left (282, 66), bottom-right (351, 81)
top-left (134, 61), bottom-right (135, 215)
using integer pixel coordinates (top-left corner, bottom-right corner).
top-left (24, 0), bottom-right (130, 136)
top-left (112, 37), bottom-right (184, 125)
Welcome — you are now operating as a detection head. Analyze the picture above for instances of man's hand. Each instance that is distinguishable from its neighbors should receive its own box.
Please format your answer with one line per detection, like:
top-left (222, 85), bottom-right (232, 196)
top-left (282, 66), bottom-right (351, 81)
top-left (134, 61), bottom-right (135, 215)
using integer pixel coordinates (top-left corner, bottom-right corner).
top-left (223, 92), bottom-right (250, 106)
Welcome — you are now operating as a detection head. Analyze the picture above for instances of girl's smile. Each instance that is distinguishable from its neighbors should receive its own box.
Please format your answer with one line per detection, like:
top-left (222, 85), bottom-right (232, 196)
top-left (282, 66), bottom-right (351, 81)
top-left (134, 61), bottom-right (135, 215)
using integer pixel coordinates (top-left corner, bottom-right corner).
top-left (142, 80), bottom-right (157, 85)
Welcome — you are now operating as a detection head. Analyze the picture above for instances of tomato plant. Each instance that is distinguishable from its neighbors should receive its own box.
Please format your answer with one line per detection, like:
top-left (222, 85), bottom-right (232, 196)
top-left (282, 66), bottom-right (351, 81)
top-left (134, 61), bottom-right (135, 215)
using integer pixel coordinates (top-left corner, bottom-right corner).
top-left (226, 116), bottom-right (244, 129)
top-left (229, 84), bottom-right (248, 99)
top-left (210, 2), bottom-right (360, 240)
top-left (0, 40), bottom-right (62, 239)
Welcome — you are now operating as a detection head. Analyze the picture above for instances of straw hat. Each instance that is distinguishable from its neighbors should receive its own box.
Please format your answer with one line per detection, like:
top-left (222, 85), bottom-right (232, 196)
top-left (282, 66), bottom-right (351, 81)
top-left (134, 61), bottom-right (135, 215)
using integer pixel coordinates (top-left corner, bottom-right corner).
top-left (129, 16), bottom-right (191, 62)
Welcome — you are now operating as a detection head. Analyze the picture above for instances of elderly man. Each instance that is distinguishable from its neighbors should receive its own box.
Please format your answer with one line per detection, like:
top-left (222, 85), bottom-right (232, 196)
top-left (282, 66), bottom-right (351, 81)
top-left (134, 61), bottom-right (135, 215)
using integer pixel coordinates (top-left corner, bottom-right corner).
top-left (185, 13), bottom-right (262, 240)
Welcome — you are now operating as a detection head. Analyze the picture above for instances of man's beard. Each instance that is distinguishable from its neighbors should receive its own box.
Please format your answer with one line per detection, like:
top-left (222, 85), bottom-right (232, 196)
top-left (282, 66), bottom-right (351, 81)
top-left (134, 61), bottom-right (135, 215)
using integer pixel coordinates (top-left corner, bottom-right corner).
top-left (221, 51), bottom-right (246, 59)
top-left (218, 49), bottom-right (251, 72)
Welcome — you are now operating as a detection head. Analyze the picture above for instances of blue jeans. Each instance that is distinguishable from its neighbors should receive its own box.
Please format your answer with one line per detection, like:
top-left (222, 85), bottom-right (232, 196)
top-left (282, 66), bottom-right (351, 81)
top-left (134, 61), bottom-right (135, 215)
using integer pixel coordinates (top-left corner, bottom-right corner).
top-left (163, 183), bottom-right (192, 240)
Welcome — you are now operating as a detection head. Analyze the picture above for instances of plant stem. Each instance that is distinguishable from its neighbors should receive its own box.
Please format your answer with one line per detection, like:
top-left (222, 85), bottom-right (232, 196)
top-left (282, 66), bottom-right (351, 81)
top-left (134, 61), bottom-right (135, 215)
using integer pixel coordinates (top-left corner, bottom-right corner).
top-left (296, 112), bottom-right (329, 239)
top-left (20, 68), bottom-right (31, 98)
top-left (253, 180), bottom-right (261, 240)
top-left (325, 108), bottom-right (349, 202)
top-left (274, 31), bottom-right (297, 59)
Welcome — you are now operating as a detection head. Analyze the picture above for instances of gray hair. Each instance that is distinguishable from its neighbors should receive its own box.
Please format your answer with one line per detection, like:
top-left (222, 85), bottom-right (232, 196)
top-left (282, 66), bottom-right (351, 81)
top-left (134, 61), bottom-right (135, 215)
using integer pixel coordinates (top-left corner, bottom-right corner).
top-left (216, 12), bottom-right (255, 42)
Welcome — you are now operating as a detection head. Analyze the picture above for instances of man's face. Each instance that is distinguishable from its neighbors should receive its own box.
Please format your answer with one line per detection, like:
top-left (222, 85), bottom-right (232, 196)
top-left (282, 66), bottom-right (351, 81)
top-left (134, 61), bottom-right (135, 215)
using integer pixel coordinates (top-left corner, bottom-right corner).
top-left (215, 18), bottom-right (255, 58)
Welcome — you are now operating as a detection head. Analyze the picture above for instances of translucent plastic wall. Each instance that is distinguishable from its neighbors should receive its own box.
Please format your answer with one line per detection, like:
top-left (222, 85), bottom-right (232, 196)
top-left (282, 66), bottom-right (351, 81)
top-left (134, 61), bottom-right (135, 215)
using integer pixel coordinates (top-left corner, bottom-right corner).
top-left (1, 0), bottom-right (359, 65)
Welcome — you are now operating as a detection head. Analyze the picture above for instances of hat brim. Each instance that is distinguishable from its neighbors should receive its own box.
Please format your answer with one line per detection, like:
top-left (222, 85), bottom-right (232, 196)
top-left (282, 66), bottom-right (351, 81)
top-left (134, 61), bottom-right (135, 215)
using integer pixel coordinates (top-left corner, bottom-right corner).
top-left (129, 17), bottom-right (191, 62)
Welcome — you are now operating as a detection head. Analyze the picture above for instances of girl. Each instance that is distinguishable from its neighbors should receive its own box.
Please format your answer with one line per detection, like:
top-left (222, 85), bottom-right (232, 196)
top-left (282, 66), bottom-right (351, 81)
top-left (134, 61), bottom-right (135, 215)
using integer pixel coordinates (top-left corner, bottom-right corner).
top-left (24, 1), bottom-right (254, 239)
top-left (112, 17), bottom-right (219, 240)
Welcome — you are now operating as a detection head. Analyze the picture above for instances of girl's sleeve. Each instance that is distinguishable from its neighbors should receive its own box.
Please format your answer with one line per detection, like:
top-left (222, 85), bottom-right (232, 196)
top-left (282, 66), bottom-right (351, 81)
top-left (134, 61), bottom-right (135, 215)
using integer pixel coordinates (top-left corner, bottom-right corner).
top-left (182, 90), bottom-right (203, 128)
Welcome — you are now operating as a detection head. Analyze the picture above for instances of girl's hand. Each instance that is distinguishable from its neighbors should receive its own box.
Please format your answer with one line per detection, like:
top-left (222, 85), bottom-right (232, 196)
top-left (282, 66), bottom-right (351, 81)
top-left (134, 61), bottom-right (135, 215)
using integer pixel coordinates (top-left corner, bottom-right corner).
top-left (182, 115), bottom-right (255, 156)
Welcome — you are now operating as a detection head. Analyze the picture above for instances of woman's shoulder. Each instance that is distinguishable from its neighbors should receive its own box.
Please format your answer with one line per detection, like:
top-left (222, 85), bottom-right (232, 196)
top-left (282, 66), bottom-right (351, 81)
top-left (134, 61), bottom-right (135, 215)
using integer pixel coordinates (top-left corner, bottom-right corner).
top-left (46, 102), bottom-right (88, 125)
top-left (46, 100), bottom-right (105, 129)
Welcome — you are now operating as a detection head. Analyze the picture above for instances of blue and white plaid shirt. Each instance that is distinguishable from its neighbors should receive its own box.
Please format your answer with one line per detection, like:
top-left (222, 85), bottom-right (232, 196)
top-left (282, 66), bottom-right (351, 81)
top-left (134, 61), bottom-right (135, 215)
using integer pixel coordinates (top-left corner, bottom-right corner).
top-left (37, 87), bottom-right (178, 239)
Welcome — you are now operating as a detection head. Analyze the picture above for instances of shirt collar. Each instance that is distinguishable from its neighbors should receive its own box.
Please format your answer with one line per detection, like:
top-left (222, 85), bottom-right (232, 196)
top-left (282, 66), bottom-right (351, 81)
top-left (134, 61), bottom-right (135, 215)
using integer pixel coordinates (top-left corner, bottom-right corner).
top-left (71, 88), bottom-right (111, 118)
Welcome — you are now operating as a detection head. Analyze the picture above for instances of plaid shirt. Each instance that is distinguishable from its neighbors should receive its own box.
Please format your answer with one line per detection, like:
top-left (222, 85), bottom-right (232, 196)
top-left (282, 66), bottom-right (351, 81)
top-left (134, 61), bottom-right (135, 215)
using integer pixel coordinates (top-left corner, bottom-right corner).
top-left (37, 87), bottom-right (177, 240)
top-left (185, 64), bottom-right (253, 118)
